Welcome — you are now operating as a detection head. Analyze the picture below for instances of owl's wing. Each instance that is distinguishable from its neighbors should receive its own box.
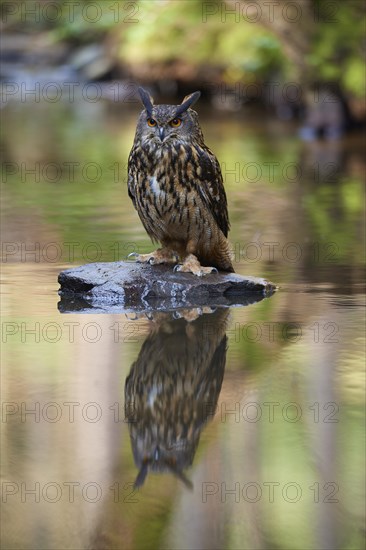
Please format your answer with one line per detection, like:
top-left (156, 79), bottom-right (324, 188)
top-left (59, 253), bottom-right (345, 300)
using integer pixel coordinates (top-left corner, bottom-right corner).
top-left (127, 147), bottom-right (138, 209)
top-left (196, 147), bottom-right (230, 237)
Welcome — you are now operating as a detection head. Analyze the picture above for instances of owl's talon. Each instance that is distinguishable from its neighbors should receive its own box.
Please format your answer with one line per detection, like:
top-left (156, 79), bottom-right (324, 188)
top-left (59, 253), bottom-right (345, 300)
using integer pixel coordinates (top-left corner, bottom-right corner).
top-left (210, 267), bottom-right (218, 274)
top-left (128, 252), bottom-right (139, 259)
top-left (173, 264), bottom-right (182, 273)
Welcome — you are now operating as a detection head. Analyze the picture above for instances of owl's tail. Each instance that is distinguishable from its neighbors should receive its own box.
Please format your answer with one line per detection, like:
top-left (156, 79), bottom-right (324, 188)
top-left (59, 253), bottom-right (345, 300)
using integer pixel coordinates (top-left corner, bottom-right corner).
top-left (201, 234), bottom-right (235, 273)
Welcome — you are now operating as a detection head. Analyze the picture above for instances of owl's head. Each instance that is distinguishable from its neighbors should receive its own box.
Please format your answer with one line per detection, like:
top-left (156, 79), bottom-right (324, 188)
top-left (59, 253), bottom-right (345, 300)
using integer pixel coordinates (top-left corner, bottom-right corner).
top-left (135, 87), bottom-right (203, 145)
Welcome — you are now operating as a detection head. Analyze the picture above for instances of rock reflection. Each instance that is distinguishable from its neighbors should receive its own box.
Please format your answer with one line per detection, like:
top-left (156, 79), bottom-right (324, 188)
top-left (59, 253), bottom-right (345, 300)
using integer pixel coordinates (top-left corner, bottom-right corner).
top-left (124, 307), bottom-right (230, 489)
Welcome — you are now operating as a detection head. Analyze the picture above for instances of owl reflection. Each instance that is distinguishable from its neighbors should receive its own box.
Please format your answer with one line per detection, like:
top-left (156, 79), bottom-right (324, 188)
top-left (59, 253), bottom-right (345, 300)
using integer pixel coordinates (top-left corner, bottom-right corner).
top-left (124, 308), bottom-right (230, 488)
top-left (127, 87), bottom-right (234, 276)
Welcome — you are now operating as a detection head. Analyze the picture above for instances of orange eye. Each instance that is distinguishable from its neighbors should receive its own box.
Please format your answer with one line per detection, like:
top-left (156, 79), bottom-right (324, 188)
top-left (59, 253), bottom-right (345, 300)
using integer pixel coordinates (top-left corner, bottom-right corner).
top-left (147, 118), bottom-right (157, 127)
top-left (170, 118), bottom-right (182, 128)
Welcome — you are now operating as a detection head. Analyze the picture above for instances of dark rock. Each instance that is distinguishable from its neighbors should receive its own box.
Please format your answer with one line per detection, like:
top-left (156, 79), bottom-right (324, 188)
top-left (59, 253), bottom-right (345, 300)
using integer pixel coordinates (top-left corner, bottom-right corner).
top-left (58, 261), bottom-right (276, 314)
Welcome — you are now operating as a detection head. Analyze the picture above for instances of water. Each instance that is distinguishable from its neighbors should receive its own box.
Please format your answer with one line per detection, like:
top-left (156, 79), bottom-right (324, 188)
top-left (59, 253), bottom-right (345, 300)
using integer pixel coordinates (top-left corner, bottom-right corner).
top-left (1, 98), bottom-right (365, 550)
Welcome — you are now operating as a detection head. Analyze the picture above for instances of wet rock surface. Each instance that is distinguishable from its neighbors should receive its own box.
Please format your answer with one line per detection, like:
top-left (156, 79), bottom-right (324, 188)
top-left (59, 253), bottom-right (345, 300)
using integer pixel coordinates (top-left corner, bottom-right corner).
top-left (58, 261), bottom-right (276, 313)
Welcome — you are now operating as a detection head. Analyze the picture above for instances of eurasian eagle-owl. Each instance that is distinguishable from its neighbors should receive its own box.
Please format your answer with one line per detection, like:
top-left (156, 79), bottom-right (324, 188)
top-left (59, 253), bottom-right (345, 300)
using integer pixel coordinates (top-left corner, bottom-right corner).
top-left (127, 87), bottom-right (234, 276)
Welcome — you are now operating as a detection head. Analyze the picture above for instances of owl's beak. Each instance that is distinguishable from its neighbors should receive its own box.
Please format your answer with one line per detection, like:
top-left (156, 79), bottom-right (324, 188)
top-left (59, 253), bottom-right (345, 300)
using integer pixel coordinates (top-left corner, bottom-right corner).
top-left (158, 127), bottom-right (165, 141)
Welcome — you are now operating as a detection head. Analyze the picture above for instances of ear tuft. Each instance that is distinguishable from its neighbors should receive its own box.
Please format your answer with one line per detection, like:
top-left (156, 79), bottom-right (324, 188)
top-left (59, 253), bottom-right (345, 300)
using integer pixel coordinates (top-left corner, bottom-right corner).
top-left (175, 91), bottom-right (201, 116)
top-left (138, 87), bottom-right (154, 117)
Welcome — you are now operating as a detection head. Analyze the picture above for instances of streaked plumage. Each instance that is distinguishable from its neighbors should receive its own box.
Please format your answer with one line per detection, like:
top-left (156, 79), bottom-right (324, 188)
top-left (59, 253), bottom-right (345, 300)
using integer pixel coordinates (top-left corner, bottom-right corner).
top-left (127, 87), bottom-right (234, 275)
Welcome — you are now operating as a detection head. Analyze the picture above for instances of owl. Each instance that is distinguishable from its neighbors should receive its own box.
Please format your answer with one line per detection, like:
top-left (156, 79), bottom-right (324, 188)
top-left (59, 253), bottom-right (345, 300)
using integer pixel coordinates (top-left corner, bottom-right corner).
top-left (127, 87), bottom-right (234, 276)
top-left (124, 308), bottom-right (230, 488)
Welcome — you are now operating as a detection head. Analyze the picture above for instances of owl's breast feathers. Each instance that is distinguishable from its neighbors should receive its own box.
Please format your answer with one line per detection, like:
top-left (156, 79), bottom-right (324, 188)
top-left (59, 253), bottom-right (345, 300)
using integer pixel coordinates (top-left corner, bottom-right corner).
top-left (128, 140), bottom-right (230, 240)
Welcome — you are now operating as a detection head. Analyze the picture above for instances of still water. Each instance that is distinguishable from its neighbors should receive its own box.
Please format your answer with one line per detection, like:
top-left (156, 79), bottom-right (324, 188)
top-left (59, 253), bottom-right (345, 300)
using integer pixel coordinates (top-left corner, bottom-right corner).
top-left (1, 98), bottom-right (365, 550)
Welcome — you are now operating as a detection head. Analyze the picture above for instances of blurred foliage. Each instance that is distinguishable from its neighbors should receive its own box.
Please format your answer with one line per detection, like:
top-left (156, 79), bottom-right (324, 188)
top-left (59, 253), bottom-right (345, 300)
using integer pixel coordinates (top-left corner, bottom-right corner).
top-left (117, 0), bottom-right (284, 80)
top-left (1, 0), bottom-right (364, 99)
top-left (0, 0), bottom-right (117, 39)
top-left (310, 0), bottom-right (366, 97)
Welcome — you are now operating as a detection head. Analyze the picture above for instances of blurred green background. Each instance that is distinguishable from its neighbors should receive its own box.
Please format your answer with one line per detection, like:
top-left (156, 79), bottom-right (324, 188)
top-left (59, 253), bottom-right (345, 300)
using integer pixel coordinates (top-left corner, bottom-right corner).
top-left (1, 0), bottom-right (365, 127)
top-left (1, 2), bottom-right (365, 550)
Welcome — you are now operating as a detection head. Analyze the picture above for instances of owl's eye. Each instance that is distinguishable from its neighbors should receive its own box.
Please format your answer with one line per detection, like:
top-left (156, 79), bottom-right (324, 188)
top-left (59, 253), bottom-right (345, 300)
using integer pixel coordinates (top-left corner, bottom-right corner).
top-left (147, 118), bottom-right (157, 127)
top-left (170, 118), bottom-right (182, 128)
